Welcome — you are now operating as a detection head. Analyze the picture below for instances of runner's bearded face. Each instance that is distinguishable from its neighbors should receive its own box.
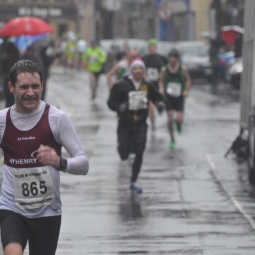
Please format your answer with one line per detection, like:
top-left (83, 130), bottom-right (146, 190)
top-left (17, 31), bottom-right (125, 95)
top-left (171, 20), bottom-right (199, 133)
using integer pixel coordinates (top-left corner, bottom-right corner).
top-left (132, 65), bottom-right (144, 81)
top-left (169, 56), bottom-right (179, 69)
top-left (9, 72), bottom-right (43, 113)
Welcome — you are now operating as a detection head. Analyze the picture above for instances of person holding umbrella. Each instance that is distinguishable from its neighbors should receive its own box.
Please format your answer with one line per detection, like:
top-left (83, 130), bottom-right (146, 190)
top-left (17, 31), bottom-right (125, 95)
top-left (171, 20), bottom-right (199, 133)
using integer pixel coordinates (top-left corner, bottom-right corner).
top-left (0, 41), bottom-right (20, 107)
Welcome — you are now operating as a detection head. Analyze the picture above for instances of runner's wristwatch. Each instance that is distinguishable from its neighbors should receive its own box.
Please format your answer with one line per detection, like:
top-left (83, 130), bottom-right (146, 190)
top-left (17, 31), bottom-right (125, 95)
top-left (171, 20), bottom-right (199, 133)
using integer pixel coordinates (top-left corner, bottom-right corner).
top-left (58, 157), bottom-right (67, 171)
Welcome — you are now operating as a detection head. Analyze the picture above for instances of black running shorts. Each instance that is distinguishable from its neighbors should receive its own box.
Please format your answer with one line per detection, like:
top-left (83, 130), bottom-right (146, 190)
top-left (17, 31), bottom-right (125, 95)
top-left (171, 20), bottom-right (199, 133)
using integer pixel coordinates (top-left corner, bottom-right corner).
top-left (165, 96), bottom-right (184, 112)
top-left (0, 210), bottom-right (61, 255)
top-left (92, 71), bottom-right (102, 80)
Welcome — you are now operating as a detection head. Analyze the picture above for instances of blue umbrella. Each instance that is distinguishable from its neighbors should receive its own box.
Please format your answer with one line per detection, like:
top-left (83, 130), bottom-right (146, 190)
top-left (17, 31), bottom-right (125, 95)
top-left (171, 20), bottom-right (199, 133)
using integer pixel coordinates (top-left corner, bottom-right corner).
top-left (15, 33), bottom-right (48, 52)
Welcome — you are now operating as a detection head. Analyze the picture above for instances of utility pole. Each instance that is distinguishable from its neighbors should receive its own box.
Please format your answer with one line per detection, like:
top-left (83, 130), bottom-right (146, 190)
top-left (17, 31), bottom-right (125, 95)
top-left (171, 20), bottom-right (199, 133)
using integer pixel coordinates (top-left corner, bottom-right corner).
top-left (210, 0), bottom-right (222, 39)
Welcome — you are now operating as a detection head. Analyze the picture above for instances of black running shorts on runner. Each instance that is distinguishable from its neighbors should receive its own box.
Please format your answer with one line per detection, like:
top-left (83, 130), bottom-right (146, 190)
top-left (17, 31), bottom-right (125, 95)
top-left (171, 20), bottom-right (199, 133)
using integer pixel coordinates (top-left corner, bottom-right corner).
top-left (165, 96), bottom-right (184, 112)
top-left (0, 210), bottom-right (61, 255)
top-left (92, 71), bottom-right (102, 80)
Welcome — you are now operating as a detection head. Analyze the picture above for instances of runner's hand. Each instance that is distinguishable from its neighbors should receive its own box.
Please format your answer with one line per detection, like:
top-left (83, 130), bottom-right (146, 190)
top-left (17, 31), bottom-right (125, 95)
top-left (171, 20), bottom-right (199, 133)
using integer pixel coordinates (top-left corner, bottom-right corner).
top-left (37, 145), bottom-right (60, 169)
top-left (159, 87), bottom-right (164, 95)
top-left (183, 89), bottom-right (189, 97)
top-left (119, 103), bottom-right (128, 112)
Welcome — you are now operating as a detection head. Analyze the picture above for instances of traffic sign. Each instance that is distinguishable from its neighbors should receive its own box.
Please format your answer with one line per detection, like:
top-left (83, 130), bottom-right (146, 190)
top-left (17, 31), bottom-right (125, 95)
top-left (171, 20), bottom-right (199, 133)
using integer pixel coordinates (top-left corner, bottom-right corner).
top-left (158, 4), bottom-right (173, 21)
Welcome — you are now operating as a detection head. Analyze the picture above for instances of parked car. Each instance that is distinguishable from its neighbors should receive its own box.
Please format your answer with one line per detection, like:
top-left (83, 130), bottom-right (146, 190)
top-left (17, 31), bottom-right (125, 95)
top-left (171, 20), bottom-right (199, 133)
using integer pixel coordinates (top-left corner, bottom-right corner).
top-left (175, 41), bottom-right (211, 80)
top-left (156, 41), bottom-right (175, 62)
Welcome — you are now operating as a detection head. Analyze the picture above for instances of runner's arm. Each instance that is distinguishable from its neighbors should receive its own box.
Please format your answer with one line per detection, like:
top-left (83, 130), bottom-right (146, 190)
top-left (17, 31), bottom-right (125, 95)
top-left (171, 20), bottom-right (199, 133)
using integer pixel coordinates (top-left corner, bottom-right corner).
top-left (98, 48), bottom-right (107, 64)
top-left (107, 82), bottom-right (125, 112)
top-left (0, 108), bottom-right (8, 147)
top-left (182, 66), bottom-right (191, 91)
top-left (158, 67), bottom-right (166, 94)
top-left (107, 63), bottom-right (119, 89)
top-left (51, 112), bottom-right (89, 175)
top-left (148, 82), bottom-right (164, 109)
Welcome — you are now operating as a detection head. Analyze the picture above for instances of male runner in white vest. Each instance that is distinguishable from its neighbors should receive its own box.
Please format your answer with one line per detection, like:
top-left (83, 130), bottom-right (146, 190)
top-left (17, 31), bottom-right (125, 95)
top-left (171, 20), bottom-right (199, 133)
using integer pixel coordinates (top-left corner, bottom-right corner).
top-left (0, 60), bottom-right (89, 255)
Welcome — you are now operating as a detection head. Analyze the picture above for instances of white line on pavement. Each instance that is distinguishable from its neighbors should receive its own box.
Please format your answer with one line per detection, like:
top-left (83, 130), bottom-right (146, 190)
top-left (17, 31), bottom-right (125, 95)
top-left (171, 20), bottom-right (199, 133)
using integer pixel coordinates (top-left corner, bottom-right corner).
top-left (206, 153), bottom-right (255, 232)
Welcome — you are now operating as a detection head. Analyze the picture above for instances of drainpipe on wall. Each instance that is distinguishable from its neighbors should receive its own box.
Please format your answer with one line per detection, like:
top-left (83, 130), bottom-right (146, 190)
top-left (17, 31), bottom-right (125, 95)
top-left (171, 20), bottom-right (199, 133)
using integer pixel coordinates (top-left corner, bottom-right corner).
top-left (155, 0), bottom-right (163, 41)
top-left (184, 0), bottom-right (190, 41)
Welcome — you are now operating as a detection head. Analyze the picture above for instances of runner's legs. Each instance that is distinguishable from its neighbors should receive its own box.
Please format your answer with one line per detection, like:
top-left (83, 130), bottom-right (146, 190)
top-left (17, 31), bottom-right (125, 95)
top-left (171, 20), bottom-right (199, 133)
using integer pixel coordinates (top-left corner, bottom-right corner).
top-left (167, 110), bottom-right (175, 143)
top-left (0, 210), bottom-right (61, 255)
top-left (131, 123), bottom-right (147, 183)
top-left (176, 111), bottom-right (184, 133)
top-left (28, 215), bottom-right (61, 255)
top-left (90, 72), bottom-right (101, 99)
top-left (149, 101), bottom-right (155, 133)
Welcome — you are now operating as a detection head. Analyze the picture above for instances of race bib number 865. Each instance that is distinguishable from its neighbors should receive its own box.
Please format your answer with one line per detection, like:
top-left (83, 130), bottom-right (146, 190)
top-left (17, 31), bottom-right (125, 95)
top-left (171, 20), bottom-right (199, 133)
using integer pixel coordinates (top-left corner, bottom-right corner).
top-left (13, 167), bottom-right (55, 210)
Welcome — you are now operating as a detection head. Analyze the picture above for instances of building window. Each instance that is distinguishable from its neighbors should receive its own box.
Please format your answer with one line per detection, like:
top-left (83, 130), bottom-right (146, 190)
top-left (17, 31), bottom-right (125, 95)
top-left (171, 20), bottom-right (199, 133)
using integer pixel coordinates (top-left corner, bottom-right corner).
top-left (58, 23), bottom-right (68, 37)
top-left (147, 18), bottom-right (155, 39)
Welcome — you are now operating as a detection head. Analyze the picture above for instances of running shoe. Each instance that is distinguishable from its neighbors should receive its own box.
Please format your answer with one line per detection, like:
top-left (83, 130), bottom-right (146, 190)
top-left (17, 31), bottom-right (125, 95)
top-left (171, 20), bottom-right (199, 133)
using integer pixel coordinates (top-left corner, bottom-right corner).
top-left (130, 183), bottom-right (143, 194)
top-left (168, 141), bottom-right (175, 148)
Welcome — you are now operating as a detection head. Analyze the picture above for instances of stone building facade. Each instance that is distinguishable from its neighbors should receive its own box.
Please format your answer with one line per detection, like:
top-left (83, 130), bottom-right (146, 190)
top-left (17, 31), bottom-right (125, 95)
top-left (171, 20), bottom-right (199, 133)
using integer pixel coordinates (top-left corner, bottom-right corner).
top-left (0, 0), bottom-right (77, 39)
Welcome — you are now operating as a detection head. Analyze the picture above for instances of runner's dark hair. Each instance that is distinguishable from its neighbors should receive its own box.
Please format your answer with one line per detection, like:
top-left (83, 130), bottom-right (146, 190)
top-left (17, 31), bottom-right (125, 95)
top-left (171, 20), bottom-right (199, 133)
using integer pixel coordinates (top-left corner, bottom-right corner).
top-left (9, 60), bottom-right (43, 87)
top-left (168, 49), bottom-right (180, 60)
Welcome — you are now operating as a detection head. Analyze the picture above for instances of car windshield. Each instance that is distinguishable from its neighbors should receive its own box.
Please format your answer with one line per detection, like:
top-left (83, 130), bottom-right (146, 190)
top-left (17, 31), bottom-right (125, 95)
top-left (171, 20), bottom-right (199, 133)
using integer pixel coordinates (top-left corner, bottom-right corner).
top-left (177, 44), bottom-right (209, 57)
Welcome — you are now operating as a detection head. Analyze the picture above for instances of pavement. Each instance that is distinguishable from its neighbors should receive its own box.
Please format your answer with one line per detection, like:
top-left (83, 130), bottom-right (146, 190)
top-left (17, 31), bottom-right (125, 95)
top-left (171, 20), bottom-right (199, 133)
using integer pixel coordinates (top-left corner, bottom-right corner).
top-left (2, 67), bottom-right (255, 254)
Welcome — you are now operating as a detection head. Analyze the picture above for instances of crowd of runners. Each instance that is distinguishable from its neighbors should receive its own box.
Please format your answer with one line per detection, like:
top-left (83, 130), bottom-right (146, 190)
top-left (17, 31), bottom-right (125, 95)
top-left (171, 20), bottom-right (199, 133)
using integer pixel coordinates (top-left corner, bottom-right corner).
top-left (107, 38), bottom-right (191, 193)
top-left (0, 37), bottom-right (191, 254)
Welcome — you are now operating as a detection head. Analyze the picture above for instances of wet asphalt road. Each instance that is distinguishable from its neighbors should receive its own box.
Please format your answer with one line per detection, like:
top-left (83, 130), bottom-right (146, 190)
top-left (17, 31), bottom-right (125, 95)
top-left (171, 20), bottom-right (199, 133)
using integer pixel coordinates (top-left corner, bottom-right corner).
top-left (4, 68), bottom-right (255, 254)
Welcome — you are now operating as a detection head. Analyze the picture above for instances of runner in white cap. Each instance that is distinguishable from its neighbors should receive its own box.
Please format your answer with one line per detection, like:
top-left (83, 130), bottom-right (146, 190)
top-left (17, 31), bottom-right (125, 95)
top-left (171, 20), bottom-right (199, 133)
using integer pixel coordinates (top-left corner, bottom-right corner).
top-left (107, 58), bottom-right (164, 193)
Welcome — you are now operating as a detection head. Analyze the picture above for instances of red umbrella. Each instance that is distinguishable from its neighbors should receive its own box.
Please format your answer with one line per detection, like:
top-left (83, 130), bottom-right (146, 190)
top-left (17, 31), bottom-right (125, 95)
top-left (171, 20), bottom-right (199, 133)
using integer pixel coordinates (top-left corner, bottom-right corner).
top-left (221, 26), bottom-right (244, 47)
top-left (0, 17), bottom-right (54, 37)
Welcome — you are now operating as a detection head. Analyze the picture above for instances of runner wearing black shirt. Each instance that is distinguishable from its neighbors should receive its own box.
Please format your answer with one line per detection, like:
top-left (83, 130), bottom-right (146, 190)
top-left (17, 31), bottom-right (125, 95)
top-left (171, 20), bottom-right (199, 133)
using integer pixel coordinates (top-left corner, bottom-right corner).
top-left (142, 39), bottom-right (166, 135)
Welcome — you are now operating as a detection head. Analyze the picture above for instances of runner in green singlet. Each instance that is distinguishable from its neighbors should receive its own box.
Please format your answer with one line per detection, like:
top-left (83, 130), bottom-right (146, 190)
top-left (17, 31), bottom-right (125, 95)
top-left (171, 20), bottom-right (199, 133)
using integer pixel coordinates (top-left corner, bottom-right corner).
top-left (159, 49), bottom-right (191, 148)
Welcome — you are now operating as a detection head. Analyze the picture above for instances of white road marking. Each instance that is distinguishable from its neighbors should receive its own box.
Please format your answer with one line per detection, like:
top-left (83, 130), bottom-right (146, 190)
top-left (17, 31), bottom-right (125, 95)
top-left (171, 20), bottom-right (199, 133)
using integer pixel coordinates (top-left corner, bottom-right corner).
top-left (206, 154), bottom-right (255, 231)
